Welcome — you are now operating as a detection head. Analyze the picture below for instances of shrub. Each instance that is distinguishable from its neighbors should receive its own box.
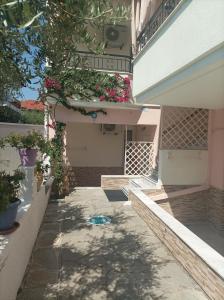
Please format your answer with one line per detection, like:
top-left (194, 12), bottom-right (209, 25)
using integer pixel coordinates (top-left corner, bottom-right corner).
top-left (0, 170), bottom-right (25, 212)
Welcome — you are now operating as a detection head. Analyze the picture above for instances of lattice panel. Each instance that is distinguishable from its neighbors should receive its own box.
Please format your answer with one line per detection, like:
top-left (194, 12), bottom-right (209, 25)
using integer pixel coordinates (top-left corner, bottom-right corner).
top-left (161, 107), bottom-right (209, 150)
top-left (125, 142), bottom-right (154, 175)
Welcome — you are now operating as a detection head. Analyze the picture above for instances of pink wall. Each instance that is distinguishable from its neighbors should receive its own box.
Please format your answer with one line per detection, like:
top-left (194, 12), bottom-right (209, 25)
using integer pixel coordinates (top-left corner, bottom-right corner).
top-left (53, 105), bottom-right (161, 126)
top-left (208, 109), bottom-right (224, 190)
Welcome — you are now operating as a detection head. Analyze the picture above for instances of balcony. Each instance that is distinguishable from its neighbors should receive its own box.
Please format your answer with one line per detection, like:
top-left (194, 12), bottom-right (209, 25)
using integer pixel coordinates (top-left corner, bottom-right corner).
top-left (77, 51), bottom-right (133, 74)
top-left (133, 0), bottom-right (224, 109)
top-left (136, 0), bottom-right (181, 53)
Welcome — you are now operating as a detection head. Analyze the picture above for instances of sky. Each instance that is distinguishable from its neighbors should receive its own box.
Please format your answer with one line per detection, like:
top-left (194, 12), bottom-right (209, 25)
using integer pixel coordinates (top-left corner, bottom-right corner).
top-left (20, 84), bottom-right (40, 100)
top-left (18, 47), bottom-right (42, 101)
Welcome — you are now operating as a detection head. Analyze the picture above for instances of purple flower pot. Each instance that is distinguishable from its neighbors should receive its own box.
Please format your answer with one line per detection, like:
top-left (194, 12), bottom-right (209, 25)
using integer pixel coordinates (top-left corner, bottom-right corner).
top-left (19, 148), bottom-right (37, 167)
top-left (0, 199), bottom-right (21, 231)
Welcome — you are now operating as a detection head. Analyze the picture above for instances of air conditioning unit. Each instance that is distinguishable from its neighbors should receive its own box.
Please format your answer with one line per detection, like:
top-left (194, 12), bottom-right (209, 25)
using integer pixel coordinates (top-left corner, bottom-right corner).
top-left (104, 25), bottom-right (127, 48)
top-left (100, 124), bottom-right (119, 135)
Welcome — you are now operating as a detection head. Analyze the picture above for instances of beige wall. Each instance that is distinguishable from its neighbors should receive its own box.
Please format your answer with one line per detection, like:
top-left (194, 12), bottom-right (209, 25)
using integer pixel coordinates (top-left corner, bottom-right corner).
top-left (54, 106), bottom-right (161, 126)
top-left (136, 125), bottom-right (156, 141)
top-left (65, 123), bottom-right (125, 167)
top-left (158, 150), bottom-right (209, 186)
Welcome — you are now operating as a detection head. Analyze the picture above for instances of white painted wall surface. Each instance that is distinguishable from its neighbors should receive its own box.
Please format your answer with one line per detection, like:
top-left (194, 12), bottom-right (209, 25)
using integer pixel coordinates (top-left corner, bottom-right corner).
top-left (158, 150), bottom-right (208, 185)
top-left (0, 170), bottom-right (52, 300)
top-left (133, 0), bottom-right (224, 97)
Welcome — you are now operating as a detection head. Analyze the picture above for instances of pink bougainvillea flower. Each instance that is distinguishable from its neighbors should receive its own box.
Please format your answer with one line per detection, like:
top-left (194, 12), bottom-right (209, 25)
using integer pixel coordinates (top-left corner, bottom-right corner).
top-left (107, 89), bottom-right (116, 97)
top-left (95, 84), bottom-right (100, 90)
top-left (45, 78), bottom-right (62, 90)
top-left (122, 89), bottom-right (129, 97)
top-left (99, 95), bottom-right (106, 101)
top-left (123, 77), bottom-right (130, 85)
top-left (123, 97), bottom-right (129, 102)
top-left (114, 96), bottom-right (123, 103)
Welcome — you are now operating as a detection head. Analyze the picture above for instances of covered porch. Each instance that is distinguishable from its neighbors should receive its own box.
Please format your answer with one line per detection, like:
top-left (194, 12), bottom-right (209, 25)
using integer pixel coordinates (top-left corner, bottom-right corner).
top-left (49, 103), bottom-right (161, 188)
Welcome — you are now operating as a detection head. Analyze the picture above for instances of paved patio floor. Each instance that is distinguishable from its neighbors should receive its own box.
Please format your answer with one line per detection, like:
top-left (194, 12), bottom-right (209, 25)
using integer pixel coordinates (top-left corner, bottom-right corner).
top-left (17, 188), bottom-right (208, 300)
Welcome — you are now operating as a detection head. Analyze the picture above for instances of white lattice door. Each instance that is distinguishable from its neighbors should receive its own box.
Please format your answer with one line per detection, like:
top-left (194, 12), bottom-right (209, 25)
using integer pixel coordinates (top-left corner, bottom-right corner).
top-left (125, 142), bottom-right (154, 175)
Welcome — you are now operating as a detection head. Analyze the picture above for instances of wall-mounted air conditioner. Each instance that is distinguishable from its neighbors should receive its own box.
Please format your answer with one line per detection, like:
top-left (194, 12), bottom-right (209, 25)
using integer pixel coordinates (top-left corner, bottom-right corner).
top-left (100, 124), bottom-right (119, 135)
top-left (103, 25), bottom-right (127, 49)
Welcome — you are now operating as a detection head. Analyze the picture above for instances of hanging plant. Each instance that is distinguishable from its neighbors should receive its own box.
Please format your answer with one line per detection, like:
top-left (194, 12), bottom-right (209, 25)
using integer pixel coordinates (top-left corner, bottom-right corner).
top-left (42, 69), bottom-right (131, 119)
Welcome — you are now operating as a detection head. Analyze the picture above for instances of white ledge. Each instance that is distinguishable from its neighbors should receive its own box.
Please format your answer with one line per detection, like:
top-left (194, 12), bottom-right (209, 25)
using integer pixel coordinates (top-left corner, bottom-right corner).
top-left (130, 188), bottom-right (224, 280)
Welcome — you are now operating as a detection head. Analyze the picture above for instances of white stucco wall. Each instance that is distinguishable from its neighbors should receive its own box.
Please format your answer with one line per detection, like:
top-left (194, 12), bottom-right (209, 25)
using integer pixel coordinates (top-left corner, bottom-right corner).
top-left (0, 169), bottom-right (53, 300)
top-left (133, 0), bottom-right (224, 98)
top-left (158, 150), bottom-right (208, 185)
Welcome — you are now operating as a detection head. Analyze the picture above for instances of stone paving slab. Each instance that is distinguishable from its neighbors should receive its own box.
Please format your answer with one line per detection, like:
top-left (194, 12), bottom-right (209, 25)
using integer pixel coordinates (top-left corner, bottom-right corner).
top-left (17, 188), bottom-right (208, 300)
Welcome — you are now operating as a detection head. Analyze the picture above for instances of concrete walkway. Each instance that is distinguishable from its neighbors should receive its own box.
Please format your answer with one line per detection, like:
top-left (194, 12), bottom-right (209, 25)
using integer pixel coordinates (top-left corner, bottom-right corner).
top-left (17, 188), bottom-right (208, 300)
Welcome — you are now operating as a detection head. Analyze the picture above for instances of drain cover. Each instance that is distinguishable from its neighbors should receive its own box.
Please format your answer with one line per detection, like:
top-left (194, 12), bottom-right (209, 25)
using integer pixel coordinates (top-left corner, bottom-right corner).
top-left (88, 215), bottom-right (111, 225)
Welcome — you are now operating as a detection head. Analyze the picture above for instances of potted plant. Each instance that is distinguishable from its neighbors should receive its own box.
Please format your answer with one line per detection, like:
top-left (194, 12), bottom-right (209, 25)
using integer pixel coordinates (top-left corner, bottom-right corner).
top-left (0, 169), bottom-right (25, 231)
top-left (35, 160), bottom-right (50, 191)
top-left (1, 131), bottom-right (49, 167)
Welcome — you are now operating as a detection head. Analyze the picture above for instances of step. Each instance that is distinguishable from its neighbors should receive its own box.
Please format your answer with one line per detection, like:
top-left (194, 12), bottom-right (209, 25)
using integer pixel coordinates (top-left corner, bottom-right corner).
top-left (143, 175), bottom-right (158, 185)
top-left (121, 186), bottom-right (129, 198)
top-left (130, 177), bottom-right (157, 190)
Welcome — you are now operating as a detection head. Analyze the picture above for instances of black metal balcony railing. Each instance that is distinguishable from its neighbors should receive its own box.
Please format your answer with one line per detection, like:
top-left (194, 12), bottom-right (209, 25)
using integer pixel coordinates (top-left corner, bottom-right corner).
top-left (137, 0), bottom-right (181, 53)
top-left (76, 51), bottom-right (133, 73)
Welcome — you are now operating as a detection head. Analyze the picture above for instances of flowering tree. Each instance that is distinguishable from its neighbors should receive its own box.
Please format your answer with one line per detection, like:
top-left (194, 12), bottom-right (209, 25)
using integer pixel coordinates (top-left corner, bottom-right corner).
top-left (44, 70), bottom-right (131, 104)
top-left (0, 0), bottom-right (129, 102)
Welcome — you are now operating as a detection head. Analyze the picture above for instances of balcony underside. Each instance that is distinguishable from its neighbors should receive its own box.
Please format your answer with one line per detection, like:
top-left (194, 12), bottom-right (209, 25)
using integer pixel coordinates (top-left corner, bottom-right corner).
top-left (134, 46), bottom-right (224, 109)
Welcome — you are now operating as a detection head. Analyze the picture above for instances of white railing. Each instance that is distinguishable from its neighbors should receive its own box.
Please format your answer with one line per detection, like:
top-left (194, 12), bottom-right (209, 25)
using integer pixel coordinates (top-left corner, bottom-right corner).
top-left (125, 141), bottom-right (155, 176)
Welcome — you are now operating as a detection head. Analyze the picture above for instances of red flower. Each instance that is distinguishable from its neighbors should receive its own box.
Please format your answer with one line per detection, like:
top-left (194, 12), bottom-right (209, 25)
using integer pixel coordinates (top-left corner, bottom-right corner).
top-left (99, 95), bottom-right (105, 101)
top-left (45, 78), bottom-right (61, 90)
top-left (107, 89), bottom-right (116, 97)
top-left (114, 96), bottom-right (129, 103)
top-left (123, 77), bottom-right (130, 85)
top-left (123, 97), bottom-right (129, 102)
top-left (122, 89), bottom-right (129, 97)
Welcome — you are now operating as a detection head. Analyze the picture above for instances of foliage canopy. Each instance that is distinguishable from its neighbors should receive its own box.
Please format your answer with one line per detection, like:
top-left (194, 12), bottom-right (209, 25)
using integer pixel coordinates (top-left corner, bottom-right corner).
top-left (0, 0), bottom-right (129, 101)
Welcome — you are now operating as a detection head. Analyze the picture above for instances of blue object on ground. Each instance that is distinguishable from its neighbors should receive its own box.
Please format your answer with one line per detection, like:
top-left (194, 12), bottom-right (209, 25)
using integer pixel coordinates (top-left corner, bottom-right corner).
top-left (88, 215), bottom-right (111, 225)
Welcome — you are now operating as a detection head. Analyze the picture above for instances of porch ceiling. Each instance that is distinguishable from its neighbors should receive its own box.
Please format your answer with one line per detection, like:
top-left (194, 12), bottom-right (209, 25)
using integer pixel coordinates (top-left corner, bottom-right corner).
top-left (135, 46), bottom-right (224, 110)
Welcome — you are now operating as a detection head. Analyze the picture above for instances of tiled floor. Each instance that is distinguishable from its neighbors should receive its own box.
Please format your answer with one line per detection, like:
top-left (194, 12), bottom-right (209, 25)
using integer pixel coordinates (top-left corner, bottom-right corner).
top-left (186, 222), bottom-right (224, 256)
top-left (17, 188), bottom-right (208, 300)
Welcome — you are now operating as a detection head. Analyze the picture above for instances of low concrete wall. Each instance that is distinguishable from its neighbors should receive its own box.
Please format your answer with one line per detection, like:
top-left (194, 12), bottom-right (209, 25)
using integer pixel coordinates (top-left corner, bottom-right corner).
top-left (0, 168), bottom-right (52, 300)
top-left (130, 189), bottom-right (224, 300)
top-left (101, 175), bottom-right (141, 189)
top-left (147, 187), bottom-right (224, 231)
top-left (0, 123), bottom-right (44, 138)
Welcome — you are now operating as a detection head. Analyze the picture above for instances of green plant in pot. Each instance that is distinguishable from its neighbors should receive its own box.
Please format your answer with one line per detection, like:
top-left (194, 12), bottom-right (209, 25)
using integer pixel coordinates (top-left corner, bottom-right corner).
top-left (0, 169), bottom-right (25, 231)
top-left (35, 160), bottom-right (50, 191)
top-left (1, 131), bottom-right (48, 167)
